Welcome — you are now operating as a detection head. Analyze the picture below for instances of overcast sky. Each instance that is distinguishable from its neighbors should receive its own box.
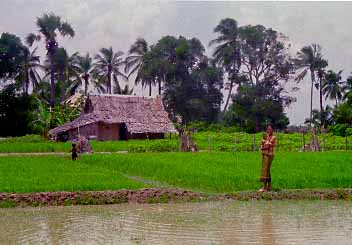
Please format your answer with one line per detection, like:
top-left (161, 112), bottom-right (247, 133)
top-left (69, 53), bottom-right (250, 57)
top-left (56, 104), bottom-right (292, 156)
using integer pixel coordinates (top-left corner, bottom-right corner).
top-left (1, 0), bottom-right (352, 125)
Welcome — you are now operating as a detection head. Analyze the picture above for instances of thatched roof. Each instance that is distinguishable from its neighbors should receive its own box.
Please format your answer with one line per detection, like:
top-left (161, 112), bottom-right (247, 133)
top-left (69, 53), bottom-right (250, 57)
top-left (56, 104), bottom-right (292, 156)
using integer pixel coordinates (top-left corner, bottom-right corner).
top-left (49, 94), bottom-right (177, 137)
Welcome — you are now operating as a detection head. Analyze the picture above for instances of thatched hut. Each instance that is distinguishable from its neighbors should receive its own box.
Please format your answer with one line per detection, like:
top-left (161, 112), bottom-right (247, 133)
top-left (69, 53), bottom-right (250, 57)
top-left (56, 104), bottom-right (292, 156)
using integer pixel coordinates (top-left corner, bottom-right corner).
top-left (48, 94), bottom-right (177, 141)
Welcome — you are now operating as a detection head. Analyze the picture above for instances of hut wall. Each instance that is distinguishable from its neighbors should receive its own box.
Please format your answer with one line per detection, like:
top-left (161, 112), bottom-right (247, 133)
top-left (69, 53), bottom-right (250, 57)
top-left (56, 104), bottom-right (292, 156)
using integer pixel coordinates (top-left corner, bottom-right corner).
top-left (97, 122), bottom-right (120, 141)
top-left (68, 123), bottom-right (98, 140)
top-left (129, 133), bottom-right (164, 140)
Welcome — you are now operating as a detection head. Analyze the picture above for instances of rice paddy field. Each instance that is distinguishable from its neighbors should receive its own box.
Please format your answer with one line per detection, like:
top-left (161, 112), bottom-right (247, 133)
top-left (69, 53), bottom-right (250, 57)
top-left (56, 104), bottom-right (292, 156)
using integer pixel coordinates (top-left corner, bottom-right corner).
top-left (0, 132), bottom-right (351, 153)
top-left (0, 152), bottom-right (351, 194)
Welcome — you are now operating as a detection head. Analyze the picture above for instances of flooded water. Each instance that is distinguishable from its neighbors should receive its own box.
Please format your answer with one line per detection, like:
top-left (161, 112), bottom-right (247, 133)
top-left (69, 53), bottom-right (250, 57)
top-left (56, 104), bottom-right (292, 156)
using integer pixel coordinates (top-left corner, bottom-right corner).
top-left (0, 201), bottom-right (351, 244)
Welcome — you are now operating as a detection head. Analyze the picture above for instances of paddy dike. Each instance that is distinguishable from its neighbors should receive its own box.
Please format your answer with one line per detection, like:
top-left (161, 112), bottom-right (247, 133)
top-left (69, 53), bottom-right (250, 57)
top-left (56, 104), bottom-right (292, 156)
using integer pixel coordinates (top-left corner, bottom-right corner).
top-left (0, 188), bottom-right (351, 208)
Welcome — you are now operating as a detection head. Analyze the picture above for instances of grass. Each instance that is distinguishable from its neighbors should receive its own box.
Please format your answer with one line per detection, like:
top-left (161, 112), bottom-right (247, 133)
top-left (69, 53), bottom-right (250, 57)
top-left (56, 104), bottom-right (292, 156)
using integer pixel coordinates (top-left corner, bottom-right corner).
top-left (0, 132), bottom-right (351, 153)
top-left (0, 138), bottom-right (178, 153)
top-left (0, 152), bottom-right (351, 194)
top-left (0, 155), bottom-right (146, 193)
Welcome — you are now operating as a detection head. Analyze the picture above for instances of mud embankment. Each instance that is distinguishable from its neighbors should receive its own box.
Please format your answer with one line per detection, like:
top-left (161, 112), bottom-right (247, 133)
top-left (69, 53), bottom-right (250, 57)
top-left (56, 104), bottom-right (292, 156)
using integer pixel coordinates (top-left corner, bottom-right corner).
top-left (1, 188), bottom-right (351, 208)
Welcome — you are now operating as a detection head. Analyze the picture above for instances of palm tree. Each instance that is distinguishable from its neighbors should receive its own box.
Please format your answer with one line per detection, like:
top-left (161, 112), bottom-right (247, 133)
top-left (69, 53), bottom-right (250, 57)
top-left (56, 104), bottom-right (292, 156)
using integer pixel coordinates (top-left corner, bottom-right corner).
top-left (323, 70), bottom-right (344, 106)
top-left (316, 63), bottom-right (328, 112)
top-left (125, 38), bottom-right (157, 95)
top-left (93, 47), bottom-right (126, 94)
top-left (342, 74), bottom-right (352, 101)
top-left (134, 51), bottom-right (158, 96)
top-left (43, 48), bottom-right (80, 96)
top-left (125, 38), bottom-right (149, 76)
top-left (295, 44), bottom-right (327, 124)
top-left (316, 66), bottom-right (328, 126)
top-left (75, 53), bottom-right (93, 95)
top-left (37, 48), bottom-right (80, 104)
top-left (305, 106), bottom-right (333, 129)
top-left (209, 18), bottom-right (241, 113)
top-left (114, 84), bottom-right (134, 95)
top-left (16, 47), bottom-right (42, 94)
top-left (26, 13), bottom-right (74, 106)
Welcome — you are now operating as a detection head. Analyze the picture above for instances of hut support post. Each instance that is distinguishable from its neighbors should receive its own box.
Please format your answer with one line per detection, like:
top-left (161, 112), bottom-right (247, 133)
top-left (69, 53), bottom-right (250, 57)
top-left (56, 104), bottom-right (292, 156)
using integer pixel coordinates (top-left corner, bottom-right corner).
top-left (252, 134), bottom-right (257, 152)
top-left (302, 132), bottom-right (305, 151)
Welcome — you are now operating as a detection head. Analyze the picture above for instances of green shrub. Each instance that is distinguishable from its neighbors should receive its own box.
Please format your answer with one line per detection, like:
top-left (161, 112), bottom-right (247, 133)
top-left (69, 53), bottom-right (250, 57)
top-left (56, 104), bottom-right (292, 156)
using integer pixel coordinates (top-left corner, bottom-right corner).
top-left (0, 134), bottom-right (44, 144)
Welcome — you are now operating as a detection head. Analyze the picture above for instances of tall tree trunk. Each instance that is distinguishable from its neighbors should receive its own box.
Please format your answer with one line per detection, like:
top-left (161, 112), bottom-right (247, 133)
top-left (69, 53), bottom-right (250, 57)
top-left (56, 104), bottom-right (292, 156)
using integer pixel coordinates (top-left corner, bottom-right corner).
top-left (149, 83), bottom-right (152, 96)
top-left (50, 54), bottom-right (55, 107)
top-left (319, 78), bottom-right (324, 127)
top-left (310, 69), bottom-right (315, 126)
top-left (108, 67), bottom-right (112, 94)
top-left (255, 117), bottom-right (261, 133)
top-left (158, 79), bottom-right (161, 95)
top-left (319, 80), bottom-right (323, 113)
top-left (223, 80), bottom-right (234, 113)
top-left (84, 77), bottom-right (88, 96)
top-left (24, 67), bottom-right (29, 95)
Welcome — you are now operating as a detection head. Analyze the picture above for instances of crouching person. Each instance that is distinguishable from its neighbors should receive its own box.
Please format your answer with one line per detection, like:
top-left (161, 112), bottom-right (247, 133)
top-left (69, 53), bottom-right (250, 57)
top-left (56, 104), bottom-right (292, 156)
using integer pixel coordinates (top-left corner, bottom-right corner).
top-left (71, 143), bottom-right (78, 161)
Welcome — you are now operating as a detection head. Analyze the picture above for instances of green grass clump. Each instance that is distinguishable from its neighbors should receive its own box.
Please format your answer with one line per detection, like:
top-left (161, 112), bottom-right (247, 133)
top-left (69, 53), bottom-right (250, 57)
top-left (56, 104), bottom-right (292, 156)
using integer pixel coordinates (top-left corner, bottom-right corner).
top-left (0, 200), bottom-right (17, 208)
top-left (91, 138), bottom-right (178, 152)
top-left (0, 155), bottom-right (145, 193)
top-left (0, 134), bottom-right (44, 143)
top-left (0, 142), bottom-right (72, 153)
top-left (0, 152), bottom-right (351, 194)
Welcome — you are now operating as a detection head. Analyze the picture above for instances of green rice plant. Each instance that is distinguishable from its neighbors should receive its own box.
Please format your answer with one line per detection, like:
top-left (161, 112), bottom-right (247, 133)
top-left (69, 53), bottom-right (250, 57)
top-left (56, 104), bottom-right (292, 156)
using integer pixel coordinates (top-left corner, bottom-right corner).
top-left (0, 156), bottom-right (146, 193)
top-left (1, 152), bottom-right (351, 194)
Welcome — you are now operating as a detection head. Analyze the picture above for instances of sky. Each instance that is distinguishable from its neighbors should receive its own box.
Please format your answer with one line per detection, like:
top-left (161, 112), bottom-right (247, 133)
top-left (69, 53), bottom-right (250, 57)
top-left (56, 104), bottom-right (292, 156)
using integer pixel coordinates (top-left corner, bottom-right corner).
top-left (1, 0), bottom-right (352, 125)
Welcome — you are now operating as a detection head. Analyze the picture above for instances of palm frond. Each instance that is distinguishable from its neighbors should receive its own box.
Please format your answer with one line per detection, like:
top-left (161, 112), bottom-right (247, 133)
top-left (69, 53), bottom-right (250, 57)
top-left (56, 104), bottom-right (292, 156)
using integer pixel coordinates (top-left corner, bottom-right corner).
top-left (294, 69), bottom-right (308, 83)
top-left (25, 33), bottom-right (41, 47)
top-left (59, 21), bottom-right (75, 37)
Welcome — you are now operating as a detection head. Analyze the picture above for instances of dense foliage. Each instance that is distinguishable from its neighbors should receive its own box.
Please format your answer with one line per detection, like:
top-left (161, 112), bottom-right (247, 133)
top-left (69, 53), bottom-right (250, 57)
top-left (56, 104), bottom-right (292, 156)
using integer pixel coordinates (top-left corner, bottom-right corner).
top-left (133, 36), bottom-right (224, 123)
top-left (224, 85), bottom-right (290, 133)
top-left (210, 20), bottom-right (296, 132)
top-left (0, 85), bottom-right (38, 136)
top-left (0, 33), bottom-right (27, 80)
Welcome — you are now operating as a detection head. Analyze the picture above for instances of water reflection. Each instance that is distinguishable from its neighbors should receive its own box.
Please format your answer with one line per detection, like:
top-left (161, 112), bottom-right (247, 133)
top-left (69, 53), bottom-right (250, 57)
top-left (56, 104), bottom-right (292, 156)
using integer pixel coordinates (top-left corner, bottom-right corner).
top-left (261, 203), bottom-right (275, 245)
top-left (0, 201), bottom-right (351, 244)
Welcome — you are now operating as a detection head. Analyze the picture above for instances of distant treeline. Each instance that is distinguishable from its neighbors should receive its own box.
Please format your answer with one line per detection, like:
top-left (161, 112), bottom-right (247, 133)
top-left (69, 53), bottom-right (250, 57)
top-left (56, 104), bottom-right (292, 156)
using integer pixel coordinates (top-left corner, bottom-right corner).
top-left (0, 13), bottom-right (351, 137)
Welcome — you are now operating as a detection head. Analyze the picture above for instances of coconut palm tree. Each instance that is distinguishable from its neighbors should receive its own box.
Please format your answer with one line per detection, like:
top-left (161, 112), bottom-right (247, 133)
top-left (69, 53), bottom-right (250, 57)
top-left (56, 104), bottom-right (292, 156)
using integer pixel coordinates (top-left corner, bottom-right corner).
top-left (209, 18), bottom-right (241, 113)
top-left (74, 53), bottom-right (93, 95)
top-left (295, 44), bottom-right (327, 124)
top-left (93, 47), bottom-right (127, 94)
top-left (114, 83), bottom-right (134, 95)
top-left (43, 47), bottom-right (80, 94)
top-left (26, 13), bottom-right (74, 106)
top-left (323, 70), bottom-right (344, 106)
top-left (125, 38), bottom-right (158, 95)
top-left (342, 74), bottom-right (352, 101)
top-left (16, 47), bottom-right (42, 94)
top-left (134, 50), bottom-right (158, 96)
top-left (125, 38), bottom-right (149, 76)
top-left (305, 105), bottom-right (333, 129)
top-left (38, 48), bottom-right (80, 104)
top-left (316, 68), bottom-right (325, 112)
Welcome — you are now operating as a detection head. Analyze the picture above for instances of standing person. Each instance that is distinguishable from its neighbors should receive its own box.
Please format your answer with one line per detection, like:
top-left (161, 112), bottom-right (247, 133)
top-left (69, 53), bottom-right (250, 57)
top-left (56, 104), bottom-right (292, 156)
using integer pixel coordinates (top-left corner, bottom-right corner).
top-left (71, 143), bottom-right (78, 161)
top-left (259, 125), bottom-right (276, 192)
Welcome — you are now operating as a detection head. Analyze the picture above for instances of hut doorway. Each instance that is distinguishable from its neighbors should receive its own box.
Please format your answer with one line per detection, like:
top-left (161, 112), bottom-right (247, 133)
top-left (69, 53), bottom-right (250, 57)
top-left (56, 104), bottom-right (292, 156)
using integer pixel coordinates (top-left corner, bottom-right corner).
top-left (119, 123), bottom-right (128, 140)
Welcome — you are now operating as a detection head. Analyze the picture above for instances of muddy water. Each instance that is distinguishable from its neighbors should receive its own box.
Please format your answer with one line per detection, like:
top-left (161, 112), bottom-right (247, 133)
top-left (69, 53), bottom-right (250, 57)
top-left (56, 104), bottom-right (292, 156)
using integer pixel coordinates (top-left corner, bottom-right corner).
top-left (0, 201), bottom-right (351, 244)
